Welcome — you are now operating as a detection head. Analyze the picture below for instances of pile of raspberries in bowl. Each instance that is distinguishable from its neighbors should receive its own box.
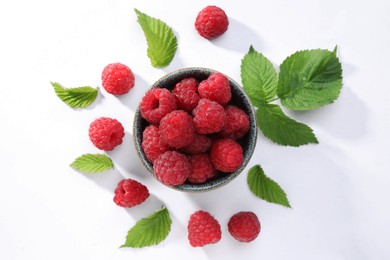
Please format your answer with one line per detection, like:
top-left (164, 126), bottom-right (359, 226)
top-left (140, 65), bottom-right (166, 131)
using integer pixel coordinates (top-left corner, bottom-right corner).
top-left (133, 67), bottom-right (257, 192)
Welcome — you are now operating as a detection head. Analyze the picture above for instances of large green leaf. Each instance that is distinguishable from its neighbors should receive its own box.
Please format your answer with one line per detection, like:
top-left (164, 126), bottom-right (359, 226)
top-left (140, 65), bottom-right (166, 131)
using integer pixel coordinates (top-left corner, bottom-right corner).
top-left (256, 104), bottom-right (318, 146)
top-left (120, 207), bottom-right (172, 248)
top-left (277, 48), bottom-right (342, 110)
top-left (241, 46), bottom-right (278, 106)
top-left (135, 9), bottom-right (178, 68)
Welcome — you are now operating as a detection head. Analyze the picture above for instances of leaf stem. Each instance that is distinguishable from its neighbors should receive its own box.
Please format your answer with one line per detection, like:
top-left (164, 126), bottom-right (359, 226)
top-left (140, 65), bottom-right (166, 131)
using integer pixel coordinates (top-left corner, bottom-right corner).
top-left (268, 97), bottom-right (279, 103)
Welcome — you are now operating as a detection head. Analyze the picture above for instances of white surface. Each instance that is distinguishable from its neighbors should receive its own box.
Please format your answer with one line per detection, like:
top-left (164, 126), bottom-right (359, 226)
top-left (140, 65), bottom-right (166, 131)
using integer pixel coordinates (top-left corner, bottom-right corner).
top-left (1, 0), bottom-right (390, 259)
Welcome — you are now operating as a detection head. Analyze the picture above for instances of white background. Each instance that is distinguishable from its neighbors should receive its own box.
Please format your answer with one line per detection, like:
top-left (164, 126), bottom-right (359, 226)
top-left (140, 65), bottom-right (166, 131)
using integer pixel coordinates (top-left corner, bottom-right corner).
top-left (1, 0), bottom-right (389, 259)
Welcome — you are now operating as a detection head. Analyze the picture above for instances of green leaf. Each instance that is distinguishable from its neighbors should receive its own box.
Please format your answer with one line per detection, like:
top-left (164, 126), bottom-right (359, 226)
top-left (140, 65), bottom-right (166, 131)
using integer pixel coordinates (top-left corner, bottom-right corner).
top-left (247, 165), bottom-right (291, 208)
top-left (70, 154), bottom-right (114, 173)
top-left (135, 9), bottom-right (178, 68)
top-left (120, 206), bottom-right (172, 248)
top-left (241, 46), bottom-right (278, 106)
top-left (256, 104), bottom-right (318, 146)
top-left (51, 82), bottom-right (98, 108)
top-left (277, 48), bottom-right (343, 110)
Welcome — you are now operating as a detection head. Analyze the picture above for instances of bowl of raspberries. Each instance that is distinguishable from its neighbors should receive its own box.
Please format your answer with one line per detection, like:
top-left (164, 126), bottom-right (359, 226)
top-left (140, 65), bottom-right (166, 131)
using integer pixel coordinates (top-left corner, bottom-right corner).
top-left (133, 67), bottom-right (257, 192)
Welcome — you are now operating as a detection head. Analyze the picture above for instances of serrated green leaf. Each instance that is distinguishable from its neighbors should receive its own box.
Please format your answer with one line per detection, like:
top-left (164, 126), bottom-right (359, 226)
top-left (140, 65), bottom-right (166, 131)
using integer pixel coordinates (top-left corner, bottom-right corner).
top-left (70, 154), bottom-right (114, 173)
top-left (247, 165), bottom-right (291, 207)
top-left (256, 104), bottom-right (318, 146)
top-left (135, 9), bottom-right (177, 68)
top-left (51, 82), bottom-right (98, 108)
top-left (277, 48), bottom-right (343, 110)
top-left (241, 46), bottom-right (278, 106)
top-left (120, 207), bottom-right (172, 248)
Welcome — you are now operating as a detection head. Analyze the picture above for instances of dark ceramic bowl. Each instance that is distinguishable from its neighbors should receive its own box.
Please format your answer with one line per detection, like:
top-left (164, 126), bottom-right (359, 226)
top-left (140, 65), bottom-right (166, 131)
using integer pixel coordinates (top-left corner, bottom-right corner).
top-left (133, 67), bottom-right (257, 192)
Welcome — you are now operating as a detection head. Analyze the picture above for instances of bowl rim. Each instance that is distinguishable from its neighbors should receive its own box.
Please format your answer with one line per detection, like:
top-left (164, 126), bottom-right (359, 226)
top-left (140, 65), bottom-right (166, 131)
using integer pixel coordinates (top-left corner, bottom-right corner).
top-left (133, 67), bottom-right (258, 192)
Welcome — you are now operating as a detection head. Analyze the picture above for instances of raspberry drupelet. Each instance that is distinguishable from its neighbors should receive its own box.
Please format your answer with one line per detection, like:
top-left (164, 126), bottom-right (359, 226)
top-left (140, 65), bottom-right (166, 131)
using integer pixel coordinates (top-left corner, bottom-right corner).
top-left (101, 63), bottom-right (135, 95)
top-left (140, 88), bottom-right (177, 124)
top-left (195, 6), bottom-right (229, 40)
top-left (113, 179), bottom-right (149, 208)
top-left (187, 210), bottom-right (222, 247)
top-left (88, 117), bottom-right (125, 151)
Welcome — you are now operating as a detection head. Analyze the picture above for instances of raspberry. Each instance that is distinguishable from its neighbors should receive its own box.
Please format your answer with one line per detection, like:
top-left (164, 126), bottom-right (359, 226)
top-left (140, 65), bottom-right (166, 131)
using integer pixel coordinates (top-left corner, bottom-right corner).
top-left (195, 6), bottom-right (229, 40)
top-left (141, 125), bottom-right (169, 163)
top-left (140, 88), bottom-right (177, 124)
top-left (188, 154), bottom-right (216, 184)
top-left (181, 133), bottom-right (212, 154)
top-left (192, 98), bottom-right (226, 134)
top-left (228, 211), bottom-right (261, 243)
top-left (113, 179), bottom-right (149, 208)
top-left (173, 77), bottom-right (200, 112)
top-left (198, 72), bottom-right (231, 105)
top-left (159, 110), bottom-right (195, 149)
top-left (101, 63), bottom-right (135, 95)
top-left (88, 117), bottom-right (124, 151)
top-left (210, 138), bottom-right (243, 172)
top-left (187, 210), bottom-right (221, 247)
top-left (153, 151), bottom-right (190, 186)
top-left (219, 105), bottom-right (250, 139)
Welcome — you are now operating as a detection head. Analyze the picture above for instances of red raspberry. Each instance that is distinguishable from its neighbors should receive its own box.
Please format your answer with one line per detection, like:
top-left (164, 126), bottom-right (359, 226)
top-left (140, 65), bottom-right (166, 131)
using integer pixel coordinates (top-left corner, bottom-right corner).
top-left (220, 105), bottom-right (250, 139)
top-left (195, 6), bottom-right (229, 40)
top-left (188, 154), bottom-right (216, 184)
top-left (101, 63), bottom-right (135, 95)
top-left (159, 110), bottom-right (195, 149)
top-left (181, 133), bottom-right (212, 154)
top-left (192, 98), bottom-right (226, 134)
top-left (228, 211), bottom-right (261, 243)
top-left (113, 179), bottom-right (149, 208)
top-left (210, 138), bottom-right (243, 172)
top-left (187, 210), bottom-right (221, 247)
top-left (88, 117), bottom-right (124, 151)
top-left (153, 151), bottom-right (190, 186)
top-left (141, 125), bottom-right (169, 163)
top-left (173, 77), bottom-right (200, 112)
top-left (140, 88), bottom-right (177, 124)
top-left (198, 73), bottom-right (231, 105)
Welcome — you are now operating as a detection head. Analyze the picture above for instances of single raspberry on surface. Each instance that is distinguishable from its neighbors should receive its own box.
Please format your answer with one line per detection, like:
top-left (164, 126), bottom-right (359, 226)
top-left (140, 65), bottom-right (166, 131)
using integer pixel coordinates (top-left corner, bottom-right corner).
top-left (210, 138), bottom-right (243, 172)
top-left (159, 110), bottom-right (195, 149)
top-left (181, 133), bottom-right (212, 154)
top-left (188, 153), bottom-right (216, 184)
top-left (113, 179), bottom-right (149, 208)
top-left (153, 151), bottom-right (191, 186)
top-left (198, 72), bottom-right (231, 105)
top-left (141, 125), bottom-right (169, 163)
top-left (88, 117), bottom-right (125, 151)
top-left (192, 98), bottom-right (226, 134)
top-left (101, 63), bottom-right (135, 95)
top-left (228, 211), bottom-right (261, 243)
top-left (195, 5), bottom-right (229, 40)
top-left (187, 210), bottom-right (222, 247)
top-left (220, 105), bottom-right (250, 139)
top-left (173, 77), bottom-right (200, 112)
top-left (140, 88), bottom-right (177, 124)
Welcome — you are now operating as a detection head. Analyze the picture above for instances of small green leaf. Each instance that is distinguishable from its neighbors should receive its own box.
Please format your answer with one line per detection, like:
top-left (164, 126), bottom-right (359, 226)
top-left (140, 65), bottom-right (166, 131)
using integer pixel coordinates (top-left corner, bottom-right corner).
top-left (247, 165), bottom-right (291, 208)
top-left (51, 82), bottom-right (98, 108)
top-left (120, 206), bottom-right (172, 248)
top-left (70, 154), bottom-right (114, 173)
top-left (256, 104), bottom-right (318, 146)
top-left (277, 48), bottom-right (343, 110)
top-left (135, 9), bottom-right (178, 68)
top-left (241, 46), bottom-right (278, 106)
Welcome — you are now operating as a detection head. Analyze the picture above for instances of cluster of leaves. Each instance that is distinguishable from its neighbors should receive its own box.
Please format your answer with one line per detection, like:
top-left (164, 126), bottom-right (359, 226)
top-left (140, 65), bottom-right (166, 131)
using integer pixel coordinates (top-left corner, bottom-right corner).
top-left (242, 46), bottom-right (343, 207)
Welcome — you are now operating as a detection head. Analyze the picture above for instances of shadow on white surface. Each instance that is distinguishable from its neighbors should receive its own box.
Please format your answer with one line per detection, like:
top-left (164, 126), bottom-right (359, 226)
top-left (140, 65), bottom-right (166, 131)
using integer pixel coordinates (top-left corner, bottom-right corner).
top-left (80, 167), bottom-right (124, 192)
top-left (108, 131), bottom-right (151, 182)
top-left (117, 73), bottom-right (150, 112)
top-left (290, 87), bottom-right (367, 140)
top-left (211, 17), bottom-right (265, 53)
